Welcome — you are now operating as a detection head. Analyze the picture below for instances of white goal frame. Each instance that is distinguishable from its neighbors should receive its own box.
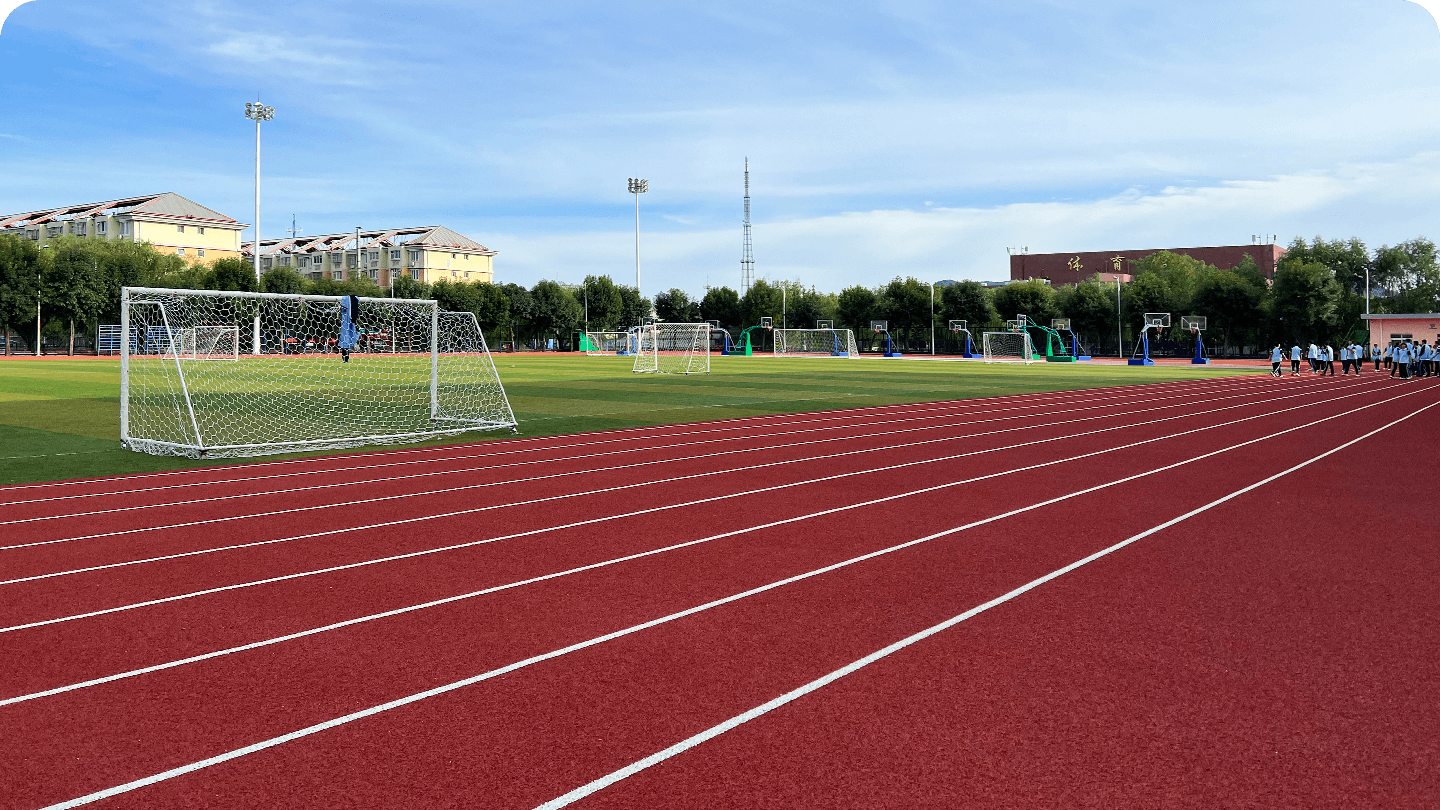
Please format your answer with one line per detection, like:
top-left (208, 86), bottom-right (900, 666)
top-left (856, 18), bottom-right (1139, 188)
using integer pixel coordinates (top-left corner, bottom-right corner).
top-left (582, 331), bottom-right (629, 355)
top-left (774, 328), bottom-right (859, 358)
top-left (982, 331), bottom-right (1037, 364)
top-left (632, 322), bottom-right (710, 374)
top-left (178, 325), bottom-right (240, 360)
top-left (120, 287), bottom-right (518, 458)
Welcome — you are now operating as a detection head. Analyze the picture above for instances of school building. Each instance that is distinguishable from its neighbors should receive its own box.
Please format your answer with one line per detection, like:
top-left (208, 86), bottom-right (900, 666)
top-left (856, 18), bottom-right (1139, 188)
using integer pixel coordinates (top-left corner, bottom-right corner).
top-left (243, 225), bottom-right (496, 288)
top-left (0, 193), bottom-right (248, 262)
top-left (1362, 313), bottom-right (1440, 348)
top-left (1010, 242), bottom-right (1287, 286)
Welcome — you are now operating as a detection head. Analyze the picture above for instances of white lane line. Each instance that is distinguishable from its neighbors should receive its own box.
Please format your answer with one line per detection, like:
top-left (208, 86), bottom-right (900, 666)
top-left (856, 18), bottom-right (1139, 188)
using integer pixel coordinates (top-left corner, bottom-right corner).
top-left (33, 380), bottom-right (1414, 810)
top-left (0, 375), bottom-right (1250, 503)
top-left (532, 396), bottom-right (1440, 810)
top-left (0, 378), bottom-right (1371, 704)
top-left (0, 374), bottom-right (1321, 531)
top-left (1, 376), bottom-right (1377, 587)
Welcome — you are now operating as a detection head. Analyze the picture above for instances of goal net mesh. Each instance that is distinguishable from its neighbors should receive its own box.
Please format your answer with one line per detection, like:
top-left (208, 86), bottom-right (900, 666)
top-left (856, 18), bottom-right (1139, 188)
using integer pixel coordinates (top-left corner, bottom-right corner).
top-left (121, 287), bottom-right (517, 458)
top-left (774, 328), bottom-right (860, 358)
top-left (982, 331), bottom-right (1037, 364)
top-left (632, 322), bottom-right (710, 374)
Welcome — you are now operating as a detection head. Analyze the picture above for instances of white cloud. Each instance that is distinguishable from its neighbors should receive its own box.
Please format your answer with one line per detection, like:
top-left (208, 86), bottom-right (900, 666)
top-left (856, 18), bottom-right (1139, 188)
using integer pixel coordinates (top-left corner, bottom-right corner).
top-left (0, 0), bottom-right (35, 35)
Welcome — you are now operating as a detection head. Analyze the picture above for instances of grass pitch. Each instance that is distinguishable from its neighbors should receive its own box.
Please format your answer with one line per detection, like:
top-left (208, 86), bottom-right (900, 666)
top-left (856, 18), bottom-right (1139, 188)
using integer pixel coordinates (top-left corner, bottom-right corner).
top-left (0, 354), bottom-right (1253, 486)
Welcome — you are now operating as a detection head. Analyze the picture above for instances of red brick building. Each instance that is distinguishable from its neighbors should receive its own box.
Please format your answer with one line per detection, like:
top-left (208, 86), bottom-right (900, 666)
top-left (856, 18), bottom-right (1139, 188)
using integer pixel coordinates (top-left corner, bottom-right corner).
top-left (1009, 243), bottom-right (1286, 286)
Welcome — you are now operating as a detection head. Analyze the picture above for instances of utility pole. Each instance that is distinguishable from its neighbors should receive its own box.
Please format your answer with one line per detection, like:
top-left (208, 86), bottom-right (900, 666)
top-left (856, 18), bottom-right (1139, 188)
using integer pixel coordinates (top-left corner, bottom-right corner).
top-left (628, 178), bottom-right (648, 295)
top-left (244, 100), bottom-right (274, 355)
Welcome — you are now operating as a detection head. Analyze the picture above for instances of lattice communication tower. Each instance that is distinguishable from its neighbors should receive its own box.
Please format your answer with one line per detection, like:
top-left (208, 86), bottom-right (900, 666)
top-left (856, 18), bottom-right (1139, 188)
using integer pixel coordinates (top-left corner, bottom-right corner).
top-left (741, 158), bottom-right (754, 295)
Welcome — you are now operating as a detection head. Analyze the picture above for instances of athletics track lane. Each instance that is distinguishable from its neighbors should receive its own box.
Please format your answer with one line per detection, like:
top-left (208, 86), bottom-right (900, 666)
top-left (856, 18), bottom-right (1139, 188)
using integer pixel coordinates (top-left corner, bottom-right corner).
top-left (0, 377), bottom-right (1428, 801)
top-left (560, 383), bottom-right (1440, 810)
top-left (0, 377), bottom-right (1250, 506)
top-left (0, 375), bottom-right (1269, 550)
top-left (0, 377), bottom-right (1375, 690)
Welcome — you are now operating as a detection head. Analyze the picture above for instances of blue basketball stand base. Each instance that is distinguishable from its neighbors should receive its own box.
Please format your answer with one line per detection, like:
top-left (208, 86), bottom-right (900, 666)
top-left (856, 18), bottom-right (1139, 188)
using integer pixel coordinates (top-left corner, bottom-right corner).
top-left (961, 351), bottom-right (982, 359)
top-left (1191, 357), bottom-right (1210, 364)
top-left (1075, 354), bottom-right (1092, 361)
top-left (885, 351), bottom-right (904, 358)
top-left (1128, 358), bottom-right (1154, 366)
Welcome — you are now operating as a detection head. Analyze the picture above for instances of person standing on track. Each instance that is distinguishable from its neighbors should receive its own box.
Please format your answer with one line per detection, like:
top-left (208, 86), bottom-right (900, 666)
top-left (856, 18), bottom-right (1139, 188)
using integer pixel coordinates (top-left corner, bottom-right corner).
top-left (1271, 344), bottom-right (1284, 377)
top-left (1308, 343), bottom-right (1319, 374)
top-left (1391, 341), bottom-right (1409, 379)
top-left (1383, 343), bottom-right (1393, 370)
top-left (1421, 340), bottom-right (1434, 378)
top-left (1326, 344), bottom-right (1336, 376)
top-left (1290, 343), bottom-right (1302, 375)
top-left (1340, 344), bottom-right (1351, 375)
top-left (1372, 343), bottom-right (1382, 371)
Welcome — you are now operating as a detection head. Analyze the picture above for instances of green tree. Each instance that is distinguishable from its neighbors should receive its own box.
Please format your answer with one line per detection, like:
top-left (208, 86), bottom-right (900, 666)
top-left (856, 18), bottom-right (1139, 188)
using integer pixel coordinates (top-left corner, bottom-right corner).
top-left (836, 285), bottom-right (877, 339)
top-left (308, 276), bottom-right (383, 298)
top-left (499, 282), bottom-right (536, 345)
top-left (1372, 238), bottom-right (1440, 313)
top-left (1126, 251), bottom-right (1202, 325)
top-left (530, 280), bottom-right (582, 349)
top-left (615, 285), bottom-right (651, 331)
top-left (741, 279), bottom-right (783, 327)
top-left (1058, 278), bottom-right (1119, 352)
top-left (698, 286), bottom-right (742, 333)
top-left (44, 245), bottom-right (108, 355)
top-left (259, 266), bottom-right (306, 295)
top-left (991, 279), bottom-right (1058, 326)
top-left (653, 288), bottom-right (693, 322)
top-left (939, 281), bottom-right (997, 332)
top-left (391, 273), bottom-right (431, 300)
top-left (1193, 269), bottom-right (1265, 351)
top-left (581, 275), bottom-right (625, 330)
top-left (784, 283), bottom-right (837, 330)
top-left (876, 277), bottom-right (932, 349)
top-left (0, 235), bottom-right (42, 354)
top-left (1271, 262), bottom-right (1340, 343)
top-left (1284, 236), bottom-right (1370, 295)
top-left (471, 283), bottom-right (511, 337)
top-left (210, 258), bottom-right (257, 292)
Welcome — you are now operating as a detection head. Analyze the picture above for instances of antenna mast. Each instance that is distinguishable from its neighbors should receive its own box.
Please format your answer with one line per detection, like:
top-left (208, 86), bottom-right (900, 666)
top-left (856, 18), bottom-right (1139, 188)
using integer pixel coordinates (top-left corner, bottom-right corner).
top-left (741, 158), bottom-right (754, 294)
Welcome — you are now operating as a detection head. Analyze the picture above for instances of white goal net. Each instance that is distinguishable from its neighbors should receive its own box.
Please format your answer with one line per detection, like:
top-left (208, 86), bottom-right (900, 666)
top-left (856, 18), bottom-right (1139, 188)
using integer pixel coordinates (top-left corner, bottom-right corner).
top-left (982, 331), bottom-right (1037, 364)
top-left (632, 322), bottom-right (710, 374)
top-left (121, 287), bottom-right (518, 458)
top-left (774, 328), bottom-right (859, 358)
top-left (581, 331), bottom-right (628, 355)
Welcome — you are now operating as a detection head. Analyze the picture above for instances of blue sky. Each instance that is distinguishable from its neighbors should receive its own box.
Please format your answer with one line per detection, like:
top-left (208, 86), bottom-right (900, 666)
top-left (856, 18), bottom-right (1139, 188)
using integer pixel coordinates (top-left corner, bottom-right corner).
top-left (4, 0), bottom-right (1440, 296)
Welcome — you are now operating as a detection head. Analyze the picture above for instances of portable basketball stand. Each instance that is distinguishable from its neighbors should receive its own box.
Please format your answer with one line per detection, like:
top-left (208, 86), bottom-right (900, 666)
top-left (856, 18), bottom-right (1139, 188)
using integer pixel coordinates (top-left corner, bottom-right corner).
top-left (1129, 312), bottom-right (1170, 366)
top-left (1182, 315), bottom-right (1209, 364)
top-left (1051, 318), bottom-right (1090, 361)
top-left (708, 320), bottom-right (735, 356)
top-left (873, 320), bottom-right (902, 357)
top-left (738, 317), bottom-right (773, 357)
top-left (950, 320), bottom-right (981, 358)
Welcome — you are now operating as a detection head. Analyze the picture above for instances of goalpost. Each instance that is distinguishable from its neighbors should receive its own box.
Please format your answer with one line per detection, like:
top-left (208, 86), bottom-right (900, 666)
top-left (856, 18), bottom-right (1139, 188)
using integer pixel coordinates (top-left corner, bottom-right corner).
top-left (120, 287), bottom-right (518, 458)
top-left (982, 331), bottom-right (1037, 364)
top-left (632, 322), bottom-right (710, 374)
top-left (774, 327), bottom-right (859, 357)
top-left (580, 331), bottom-right (628, 355)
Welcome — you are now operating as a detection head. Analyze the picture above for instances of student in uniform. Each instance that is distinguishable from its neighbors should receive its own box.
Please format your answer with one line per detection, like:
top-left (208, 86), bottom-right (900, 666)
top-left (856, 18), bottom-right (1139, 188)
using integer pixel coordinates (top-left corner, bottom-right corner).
top-left (1372, 343), bottom-right (1382, 371)
top-left (1391, 342), bottom-right (1409, 379)
top-left (1383, 343), bottom-right (1393, 370)
top-left (1290, 344), bottom-right (1302, 375)
top-left (1308, 343), bottom-right (1319, 373)
top-left (1325, 344), bottom-right (1336, 376)
top-left (1422, 340), bottom-right (1434, 377)
top-left (1340, 345), bottom-right (1352, 375)
top-left (1270, 344), bottom-right (1285, 377)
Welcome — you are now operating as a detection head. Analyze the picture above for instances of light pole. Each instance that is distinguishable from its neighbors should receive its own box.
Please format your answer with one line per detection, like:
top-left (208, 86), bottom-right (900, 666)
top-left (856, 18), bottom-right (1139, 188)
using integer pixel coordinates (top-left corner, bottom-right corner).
top-left (1113, 274), bottom-right (1124, 358)
top-left (929, 281), bottom-right (935, 355)
top-left (244, 101), bottom-right (274, 355)
top-left (628, 178), bottom-right (648, 295)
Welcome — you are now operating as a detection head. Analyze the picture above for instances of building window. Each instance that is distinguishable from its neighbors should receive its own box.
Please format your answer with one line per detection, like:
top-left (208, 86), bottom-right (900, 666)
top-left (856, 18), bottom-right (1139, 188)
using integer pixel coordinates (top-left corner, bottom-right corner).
top-left (262, 258), bottom-right (273, 270)
top-left (177, 248), bottom-right (186, 257)
top-left (25, 230), bottom-right (38, 240)
top-left (47, 226), bottom-right (62, 237)
top-left (367, 268), bottom-right (378, 280)
top-left (451, 253), bottom-right (457, 259)
top-left (119, 222), bottom-right (132, 236)
top-left (348, 254), bottom-right (357, 269)
top-left (197, 227), bottom-right (205, 235)
top-left (390, 250), bottom-right (400, 263)
top-left (409, 251), bottom-right (421, 265)
top-left (96, 221), bottom-right (107, 234)
top-left (177, 225), bottom-right (186, 233)
top-left (197, 249), bottom-right (206, 258)
top-left (73, 222), bottom-right (86, 236)
top-left (299, 256), bottom-right (310, 268)
top-left (332, 253), bottom-right (342, 266)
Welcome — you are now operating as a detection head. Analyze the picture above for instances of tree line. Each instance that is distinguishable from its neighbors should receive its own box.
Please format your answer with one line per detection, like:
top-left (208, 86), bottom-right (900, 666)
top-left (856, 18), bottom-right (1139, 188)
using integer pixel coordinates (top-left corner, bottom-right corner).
top-left (4, 233), bottom-right (1437, 355)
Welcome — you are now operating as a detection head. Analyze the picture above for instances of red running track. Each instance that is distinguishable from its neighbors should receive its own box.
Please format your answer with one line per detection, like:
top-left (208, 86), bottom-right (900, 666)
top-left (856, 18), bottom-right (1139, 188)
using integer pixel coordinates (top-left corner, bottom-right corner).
top-left (0, 373), bottom-right (1436, 809)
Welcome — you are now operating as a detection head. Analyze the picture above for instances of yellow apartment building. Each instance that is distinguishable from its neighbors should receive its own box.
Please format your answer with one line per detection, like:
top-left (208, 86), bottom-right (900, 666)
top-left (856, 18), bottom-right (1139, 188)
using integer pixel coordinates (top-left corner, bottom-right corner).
top-left (0, 192), bottom-right (247, 261)
top-left (244, 225), bottom-right (496, 287)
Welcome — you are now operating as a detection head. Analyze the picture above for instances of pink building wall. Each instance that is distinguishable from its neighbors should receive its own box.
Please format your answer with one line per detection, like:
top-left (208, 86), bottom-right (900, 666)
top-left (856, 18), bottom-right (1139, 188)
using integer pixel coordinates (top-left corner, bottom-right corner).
top-left (1010, 243), bottom-right (1286, 286)
top-left (1363, 314), bottom-right (1440, 348)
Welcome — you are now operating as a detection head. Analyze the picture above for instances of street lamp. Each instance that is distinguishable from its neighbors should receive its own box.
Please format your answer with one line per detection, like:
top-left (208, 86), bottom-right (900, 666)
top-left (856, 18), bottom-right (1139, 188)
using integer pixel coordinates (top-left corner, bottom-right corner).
top-left (628, 178), bottom-right (648, 295)
top-left (244, 100), bottom-right (274, 355)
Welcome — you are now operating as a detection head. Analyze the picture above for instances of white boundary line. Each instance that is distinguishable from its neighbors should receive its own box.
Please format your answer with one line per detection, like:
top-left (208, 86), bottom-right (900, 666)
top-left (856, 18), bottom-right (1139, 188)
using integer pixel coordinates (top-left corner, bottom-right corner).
top-left (0, 375), bottom-right (1342, 531)
top-left (34, 387), bottom-right (1426, 810)
top-left (0, 377), bottom-right (1381, 588)
top-left (0, 375), bottom-right (1253, 502)
top-left (532, 398), bottom-right (1440, 809)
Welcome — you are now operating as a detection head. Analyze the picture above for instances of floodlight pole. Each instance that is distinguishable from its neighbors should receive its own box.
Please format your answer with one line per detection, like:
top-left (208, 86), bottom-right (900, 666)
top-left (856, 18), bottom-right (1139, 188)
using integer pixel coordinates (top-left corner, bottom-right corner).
top-left (1113, 274), bottom-right (1123, 358)
top-left (628, 178), bottom-right (647, 295)
top-left (244, 100), bottom-right (274, 356)
top-left (929, 281), bottom-right (935, 355)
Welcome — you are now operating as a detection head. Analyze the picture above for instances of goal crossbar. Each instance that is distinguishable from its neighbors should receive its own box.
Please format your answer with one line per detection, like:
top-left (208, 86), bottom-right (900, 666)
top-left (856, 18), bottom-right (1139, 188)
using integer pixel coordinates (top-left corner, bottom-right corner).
top-left (774, 328), bottom-right (859, 358)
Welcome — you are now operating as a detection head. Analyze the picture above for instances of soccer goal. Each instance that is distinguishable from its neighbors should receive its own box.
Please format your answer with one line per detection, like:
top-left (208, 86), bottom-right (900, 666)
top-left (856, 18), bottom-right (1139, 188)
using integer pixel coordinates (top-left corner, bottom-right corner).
top-left (632, 322), bottom-right (710, 374)
top-left (178, 325), bottom-right (240, 360)
top-left (120, 287), bottom-right (518, 458)
top-left (580, 331), bottom-right (628, 355)
top-left (774, 328), bottom-right (859, 358)
top-left (983, 331), bottom-right (1037, 364)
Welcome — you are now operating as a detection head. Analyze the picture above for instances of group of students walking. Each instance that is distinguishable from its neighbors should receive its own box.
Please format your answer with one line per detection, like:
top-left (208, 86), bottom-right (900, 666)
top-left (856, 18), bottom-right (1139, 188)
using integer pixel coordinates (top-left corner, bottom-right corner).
top-left (1269, 340), bottom-right (1437, 379)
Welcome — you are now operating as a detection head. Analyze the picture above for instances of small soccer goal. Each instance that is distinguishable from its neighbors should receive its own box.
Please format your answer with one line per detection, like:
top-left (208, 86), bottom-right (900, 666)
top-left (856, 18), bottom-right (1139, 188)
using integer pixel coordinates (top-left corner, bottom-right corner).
top-left (632, 322), bottom-right (710, 374)
top-left (120, 287), bottom-right (518, 458)
top-left (983, 331), bottom-right (1037, 364)
top-left (580, 331), bottom-right (628, 355)
top-left (775, 327), bottom-right (859, 358)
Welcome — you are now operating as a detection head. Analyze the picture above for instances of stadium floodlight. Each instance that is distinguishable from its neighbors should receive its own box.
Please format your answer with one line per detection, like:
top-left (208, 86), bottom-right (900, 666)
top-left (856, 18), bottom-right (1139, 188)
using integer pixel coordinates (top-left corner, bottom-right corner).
top-left (244, 101), bottom-right (275, 355)
top-left (628, 177), bottom-right (648, 294)
top-left (120, 287), bottom-right (517, 457)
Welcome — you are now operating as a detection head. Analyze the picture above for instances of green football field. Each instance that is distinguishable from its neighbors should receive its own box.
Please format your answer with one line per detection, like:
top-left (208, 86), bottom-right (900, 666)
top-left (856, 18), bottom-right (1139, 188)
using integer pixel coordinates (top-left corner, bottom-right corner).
top-left (0, 354), bottom-right (1254, 486)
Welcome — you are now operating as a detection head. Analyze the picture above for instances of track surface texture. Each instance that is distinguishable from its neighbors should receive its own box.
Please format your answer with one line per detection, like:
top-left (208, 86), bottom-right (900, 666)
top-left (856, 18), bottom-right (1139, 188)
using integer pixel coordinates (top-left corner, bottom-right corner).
top-left (2, 373), bottom-right (1437, 809)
